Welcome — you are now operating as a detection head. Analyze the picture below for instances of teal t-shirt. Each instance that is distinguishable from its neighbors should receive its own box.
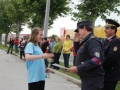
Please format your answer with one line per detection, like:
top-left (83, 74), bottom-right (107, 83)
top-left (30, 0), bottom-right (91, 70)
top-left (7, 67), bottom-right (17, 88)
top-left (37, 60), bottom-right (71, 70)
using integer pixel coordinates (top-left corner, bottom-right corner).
top-left (24, 42), bottom-right (45, 83)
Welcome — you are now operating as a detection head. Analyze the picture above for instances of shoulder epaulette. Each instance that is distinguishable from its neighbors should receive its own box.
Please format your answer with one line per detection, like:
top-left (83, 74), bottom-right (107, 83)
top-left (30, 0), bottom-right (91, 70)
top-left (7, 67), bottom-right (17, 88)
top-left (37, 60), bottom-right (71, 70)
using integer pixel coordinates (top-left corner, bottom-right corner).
top-left (90, 35), bottom-right (96, 38)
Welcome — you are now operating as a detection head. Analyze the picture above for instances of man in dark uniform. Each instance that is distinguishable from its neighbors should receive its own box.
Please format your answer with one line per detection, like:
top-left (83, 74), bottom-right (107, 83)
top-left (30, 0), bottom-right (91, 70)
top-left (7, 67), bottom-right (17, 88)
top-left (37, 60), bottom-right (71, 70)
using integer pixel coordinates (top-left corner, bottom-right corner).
top-left (103, 19), bottom-right (120, 90)
top-left (68, 20), bottom-right (104, 90)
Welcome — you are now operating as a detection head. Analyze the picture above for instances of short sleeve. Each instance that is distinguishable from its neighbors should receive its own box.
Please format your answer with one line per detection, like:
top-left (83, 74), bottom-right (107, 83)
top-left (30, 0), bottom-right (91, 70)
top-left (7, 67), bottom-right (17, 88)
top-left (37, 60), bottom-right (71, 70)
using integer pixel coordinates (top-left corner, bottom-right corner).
top-left (24, 42), bottom-right (34, 55)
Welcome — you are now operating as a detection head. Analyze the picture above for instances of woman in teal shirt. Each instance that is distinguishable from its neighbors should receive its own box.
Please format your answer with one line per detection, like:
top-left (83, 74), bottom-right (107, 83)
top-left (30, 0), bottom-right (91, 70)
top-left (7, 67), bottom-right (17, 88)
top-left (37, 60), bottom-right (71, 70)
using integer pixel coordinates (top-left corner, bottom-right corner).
top-left (24, 27), bottom-right (54, 90)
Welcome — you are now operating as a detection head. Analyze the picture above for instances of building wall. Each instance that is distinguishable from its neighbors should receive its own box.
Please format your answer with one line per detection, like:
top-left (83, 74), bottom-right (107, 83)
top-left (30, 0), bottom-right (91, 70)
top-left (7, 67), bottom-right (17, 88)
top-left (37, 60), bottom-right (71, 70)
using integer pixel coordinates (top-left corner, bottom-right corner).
top-left (60, 27), bottom-right (120, 39)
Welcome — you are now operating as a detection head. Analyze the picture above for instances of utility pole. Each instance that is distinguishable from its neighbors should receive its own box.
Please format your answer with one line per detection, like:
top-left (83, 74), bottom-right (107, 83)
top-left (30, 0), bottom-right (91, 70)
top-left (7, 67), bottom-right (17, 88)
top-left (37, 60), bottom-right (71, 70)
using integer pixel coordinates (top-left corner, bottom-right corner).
top-left (43, 0), bottom-right (50, 37)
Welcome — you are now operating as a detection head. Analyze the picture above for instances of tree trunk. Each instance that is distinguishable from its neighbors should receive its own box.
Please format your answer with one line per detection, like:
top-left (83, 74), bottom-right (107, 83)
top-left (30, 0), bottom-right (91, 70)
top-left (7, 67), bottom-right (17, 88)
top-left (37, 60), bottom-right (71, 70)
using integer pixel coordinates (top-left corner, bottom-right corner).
top-left (0, 34), bottom-right (2, 44)
top-left (16, 21), bottom-right (22, 38)
top-left (92, 19), bottom-right (96, 29)
top-left (5, 33), bottom-right (8, 46)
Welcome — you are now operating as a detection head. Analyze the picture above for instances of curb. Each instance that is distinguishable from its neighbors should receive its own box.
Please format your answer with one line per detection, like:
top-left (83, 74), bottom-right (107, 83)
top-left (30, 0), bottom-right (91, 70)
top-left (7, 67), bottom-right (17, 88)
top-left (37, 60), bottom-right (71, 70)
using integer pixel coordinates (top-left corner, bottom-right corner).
top-left (50, 69), bottom-right (81, 87)
top-left (0, 48), bottom-right (82, 87)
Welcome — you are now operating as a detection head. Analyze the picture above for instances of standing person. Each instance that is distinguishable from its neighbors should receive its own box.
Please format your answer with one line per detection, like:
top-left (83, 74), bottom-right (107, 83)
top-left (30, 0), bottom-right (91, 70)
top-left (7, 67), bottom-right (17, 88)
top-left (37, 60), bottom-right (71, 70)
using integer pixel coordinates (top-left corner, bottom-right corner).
top-left (102, 19), bottom-right (120, 90)
top-left (7, 38), bottom-right (14, 54)
top-left (41, 37), bottom-right (49, 67)
top-left (19, 42), bottom-right (25, 59)
top-left (14, 37), bottom-right (19, 54)
top-left (52, 37), bottom-right (63, 70)
top-left (71, 45), bottom-right (77, 66)
top-left (68, 21), bottom-right (104, 90)
top-left (24, 27), bottom-right (54, 90)
top-left (49, 37), bottom-right (56, 53)
top-left (62, 34), bottom-right (72, 68)
top-left (49, 37), bottom-right (56, 68)
top-left (20, 38), bottom-right (23, 46)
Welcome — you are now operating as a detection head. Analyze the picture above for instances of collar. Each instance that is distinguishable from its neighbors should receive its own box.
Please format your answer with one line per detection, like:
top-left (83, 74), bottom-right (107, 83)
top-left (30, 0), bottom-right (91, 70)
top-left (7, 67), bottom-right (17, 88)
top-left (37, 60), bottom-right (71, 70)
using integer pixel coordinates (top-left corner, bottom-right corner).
top-left (107, 35), bottom-right (115, 40)
top-left (82, 33), bottom-right (93, 42)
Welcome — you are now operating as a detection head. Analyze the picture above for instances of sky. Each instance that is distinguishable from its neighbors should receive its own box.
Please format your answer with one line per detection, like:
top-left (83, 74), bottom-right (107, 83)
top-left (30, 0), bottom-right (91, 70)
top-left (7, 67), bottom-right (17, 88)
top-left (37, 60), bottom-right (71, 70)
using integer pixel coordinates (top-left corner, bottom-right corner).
top-left (20, 1), bottom-right (120, 37)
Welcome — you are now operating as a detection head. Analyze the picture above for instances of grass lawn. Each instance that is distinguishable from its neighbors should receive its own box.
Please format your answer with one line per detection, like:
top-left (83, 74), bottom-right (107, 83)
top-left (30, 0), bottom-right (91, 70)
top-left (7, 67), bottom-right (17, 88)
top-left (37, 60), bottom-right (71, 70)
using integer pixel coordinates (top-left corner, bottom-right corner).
top-left (0, 44), bottom-right (8, 50)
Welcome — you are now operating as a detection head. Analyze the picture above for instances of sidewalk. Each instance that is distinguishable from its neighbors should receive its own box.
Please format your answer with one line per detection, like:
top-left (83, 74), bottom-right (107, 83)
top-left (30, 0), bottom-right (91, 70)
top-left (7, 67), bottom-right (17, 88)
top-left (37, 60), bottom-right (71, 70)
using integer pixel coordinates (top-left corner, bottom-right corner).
top-left (0, 49), bottom-right (80, 90)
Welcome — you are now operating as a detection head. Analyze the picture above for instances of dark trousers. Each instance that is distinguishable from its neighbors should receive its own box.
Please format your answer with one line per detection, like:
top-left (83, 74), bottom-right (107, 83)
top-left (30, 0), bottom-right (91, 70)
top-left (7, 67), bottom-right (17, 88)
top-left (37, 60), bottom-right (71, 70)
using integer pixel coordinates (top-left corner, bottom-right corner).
top-left (28, 81), bottom-right (45, 90)
top-left (103, 81), bottom-right (118, 90)
top-left (7, 46), bottom-right (13, 53)
top-left (81, 77), bottom-right (104, 90)
top-left (63, 53), bottom-right (70, 68)
top-left (73, 56), bottom-right (76, 66)
top-left (53, 53), bottom-right (61, 70)
top-left (20, 51), bottom-right (25, 59)
top-left (45, 59), bottom-right (48, 68)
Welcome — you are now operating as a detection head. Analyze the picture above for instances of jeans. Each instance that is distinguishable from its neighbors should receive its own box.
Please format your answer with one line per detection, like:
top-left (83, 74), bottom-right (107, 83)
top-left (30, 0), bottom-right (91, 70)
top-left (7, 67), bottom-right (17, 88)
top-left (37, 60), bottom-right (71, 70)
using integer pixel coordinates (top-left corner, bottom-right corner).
top-left (15, 44), bottom-right (18, 53)
top-left (63, 53), bottom-right (70, 68)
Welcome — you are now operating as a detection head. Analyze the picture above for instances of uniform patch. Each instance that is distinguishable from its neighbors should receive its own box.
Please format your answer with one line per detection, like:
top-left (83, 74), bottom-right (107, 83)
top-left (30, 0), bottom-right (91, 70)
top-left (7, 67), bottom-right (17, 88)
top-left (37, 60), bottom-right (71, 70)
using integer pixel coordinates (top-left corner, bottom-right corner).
top-left (113, 46), bottom-right (118, 51)
top-left (80, 46), bottom-right (84, 48)
top-left (94, 51), bottom-right (100, 58)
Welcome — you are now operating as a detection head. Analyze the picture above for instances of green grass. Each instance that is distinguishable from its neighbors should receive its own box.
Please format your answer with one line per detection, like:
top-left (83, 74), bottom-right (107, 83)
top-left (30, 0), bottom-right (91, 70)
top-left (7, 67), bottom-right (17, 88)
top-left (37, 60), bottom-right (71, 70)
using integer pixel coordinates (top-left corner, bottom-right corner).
top-left (0, 44), bottom-right (8, 50)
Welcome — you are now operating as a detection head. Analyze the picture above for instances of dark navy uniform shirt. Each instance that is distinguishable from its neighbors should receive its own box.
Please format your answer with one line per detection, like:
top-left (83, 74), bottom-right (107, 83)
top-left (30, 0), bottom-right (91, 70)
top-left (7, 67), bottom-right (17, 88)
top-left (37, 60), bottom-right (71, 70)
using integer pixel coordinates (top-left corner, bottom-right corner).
top-left (103, 35), bottom-right (120, 81)
top-left (74, 33), bottom-right (104, 78)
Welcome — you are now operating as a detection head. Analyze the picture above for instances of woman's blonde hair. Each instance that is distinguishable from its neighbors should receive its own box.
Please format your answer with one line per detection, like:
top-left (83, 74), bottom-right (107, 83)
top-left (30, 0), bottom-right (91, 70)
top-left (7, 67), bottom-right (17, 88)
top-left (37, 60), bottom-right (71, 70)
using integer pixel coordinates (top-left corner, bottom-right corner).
top-left (55, 37), bottom-right (61, 42)
top-left (28, 27), bottom-right (43, 45)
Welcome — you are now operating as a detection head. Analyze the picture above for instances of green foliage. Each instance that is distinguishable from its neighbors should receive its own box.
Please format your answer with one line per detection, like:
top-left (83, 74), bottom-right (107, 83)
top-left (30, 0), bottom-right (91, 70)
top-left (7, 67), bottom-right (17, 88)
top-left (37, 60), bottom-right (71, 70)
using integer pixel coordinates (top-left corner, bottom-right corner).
top-left (49, 34), bottom-right (58, 39)
top-left (0, 0), bottom-right (12, 34)
top-left (5, 0), bottom-right (32, 33)
top-left (23, 0), bottom-right (71, 29)
top-left (72, 0), bottom-right (120, 26)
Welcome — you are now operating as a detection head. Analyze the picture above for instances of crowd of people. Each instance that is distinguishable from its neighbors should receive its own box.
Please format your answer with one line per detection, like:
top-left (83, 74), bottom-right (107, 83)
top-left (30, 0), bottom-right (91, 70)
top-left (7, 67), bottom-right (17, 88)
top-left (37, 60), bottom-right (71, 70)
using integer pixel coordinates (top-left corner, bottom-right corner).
top-left (7, 19), bottom-right (120, 90)
top-left (7, 36), bottom-right (28, 59)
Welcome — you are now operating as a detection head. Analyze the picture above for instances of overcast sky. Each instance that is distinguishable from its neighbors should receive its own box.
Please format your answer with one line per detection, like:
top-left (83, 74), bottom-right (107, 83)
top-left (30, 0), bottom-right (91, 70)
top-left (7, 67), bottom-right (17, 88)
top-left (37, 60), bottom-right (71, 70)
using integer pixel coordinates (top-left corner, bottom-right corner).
top-left (21, 1), bottom-right (120, 37)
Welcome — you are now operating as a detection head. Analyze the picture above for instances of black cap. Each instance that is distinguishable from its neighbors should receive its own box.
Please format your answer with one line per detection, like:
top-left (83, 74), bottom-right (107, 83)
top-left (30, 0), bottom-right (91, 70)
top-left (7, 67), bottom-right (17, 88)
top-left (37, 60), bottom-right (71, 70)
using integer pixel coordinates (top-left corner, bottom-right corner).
top-left (105, 19), bottom-right (120, 28)
top-left (74, 20), bottom-right (92, 32)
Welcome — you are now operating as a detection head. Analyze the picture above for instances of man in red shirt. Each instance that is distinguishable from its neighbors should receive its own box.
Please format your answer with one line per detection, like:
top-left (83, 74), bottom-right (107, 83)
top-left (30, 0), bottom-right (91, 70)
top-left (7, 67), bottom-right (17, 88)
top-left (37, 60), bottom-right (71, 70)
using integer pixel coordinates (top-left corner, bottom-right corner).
top-left (14, 37), bottom-right (19, 54)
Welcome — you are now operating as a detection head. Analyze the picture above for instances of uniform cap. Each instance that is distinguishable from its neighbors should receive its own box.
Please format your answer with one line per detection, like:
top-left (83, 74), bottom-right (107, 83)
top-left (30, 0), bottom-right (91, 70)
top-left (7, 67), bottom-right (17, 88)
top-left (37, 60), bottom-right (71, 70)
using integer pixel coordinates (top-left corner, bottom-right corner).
top-left (74, 20), bottom-right (92, 32)
top-left (105, 19), bottom-right (120, 28)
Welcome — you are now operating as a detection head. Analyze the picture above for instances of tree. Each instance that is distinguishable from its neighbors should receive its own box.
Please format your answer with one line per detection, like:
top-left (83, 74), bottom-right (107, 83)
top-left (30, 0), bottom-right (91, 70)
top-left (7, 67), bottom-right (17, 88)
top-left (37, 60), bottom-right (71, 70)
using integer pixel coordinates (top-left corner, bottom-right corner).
top-left (0, 0), bottom-right (13, 45)
top-left (6, 0), bottom-right (32, 37)
top-left (72, 0), bottom-right (120, 27)
top-left (23, 0), bottom-right (71, 29)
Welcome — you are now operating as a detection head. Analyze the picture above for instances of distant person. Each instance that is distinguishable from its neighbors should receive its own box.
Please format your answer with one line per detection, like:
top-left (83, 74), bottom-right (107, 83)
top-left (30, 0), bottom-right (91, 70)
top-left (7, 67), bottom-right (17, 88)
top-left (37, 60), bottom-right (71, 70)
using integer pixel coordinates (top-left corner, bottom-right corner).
top-left (14, 37), bottom-right (19, 54)
top-left (62, 35), bottom-right (72, 68)
top-left (24, 27), bottom-right (54, 90)
top-left (19, 42), bottom-right (25, 59)
top-left (52, 37), bottom-right (63, 70)
top-left (20, 38), bottom-right (23, 46)
top-left (41, 37), bottom-right (49, 67)
top-left (7, 38), bottom-right (14, 54)
top-left (49, 37), bottom-right (56, 53)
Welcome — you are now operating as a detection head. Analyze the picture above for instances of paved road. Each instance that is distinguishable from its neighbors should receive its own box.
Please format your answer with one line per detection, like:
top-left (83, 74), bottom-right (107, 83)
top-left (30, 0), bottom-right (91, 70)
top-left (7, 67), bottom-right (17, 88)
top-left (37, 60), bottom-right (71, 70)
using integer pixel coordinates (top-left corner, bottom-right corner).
top-left (0, 49), bottom-right (80, 90)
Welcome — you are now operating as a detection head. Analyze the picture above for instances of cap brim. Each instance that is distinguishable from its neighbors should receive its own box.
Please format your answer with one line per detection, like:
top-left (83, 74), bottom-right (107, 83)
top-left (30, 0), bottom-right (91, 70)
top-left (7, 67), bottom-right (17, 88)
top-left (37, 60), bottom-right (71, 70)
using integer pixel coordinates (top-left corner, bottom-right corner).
top-left (74, 29), bottom-right (78, 32)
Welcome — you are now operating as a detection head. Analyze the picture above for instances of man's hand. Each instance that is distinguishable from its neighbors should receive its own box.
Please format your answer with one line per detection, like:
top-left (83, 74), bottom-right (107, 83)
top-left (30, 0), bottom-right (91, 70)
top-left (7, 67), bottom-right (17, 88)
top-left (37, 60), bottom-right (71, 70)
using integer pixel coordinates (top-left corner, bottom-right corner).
top-left (67, 66), bottom-right (78, 73)
top-left (74, 32), bottom-right (81, 42)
